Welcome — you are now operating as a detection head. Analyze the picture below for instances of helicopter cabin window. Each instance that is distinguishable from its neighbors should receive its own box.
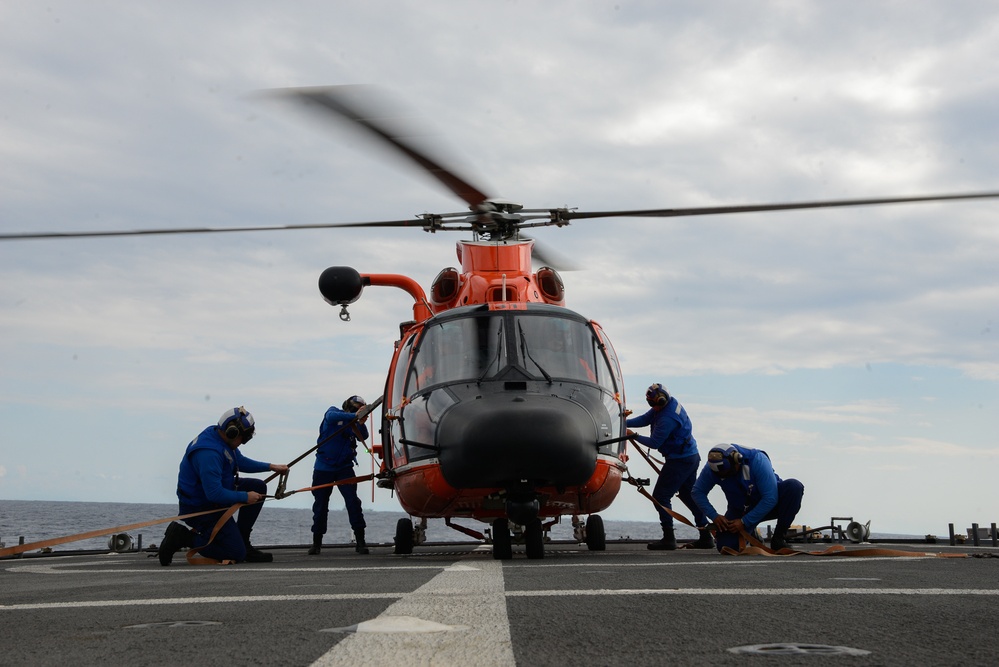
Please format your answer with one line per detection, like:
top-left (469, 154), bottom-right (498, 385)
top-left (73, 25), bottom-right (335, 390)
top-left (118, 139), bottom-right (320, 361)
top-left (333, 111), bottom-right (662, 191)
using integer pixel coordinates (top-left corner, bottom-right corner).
top-left (593, 322), bottom-right (625, 396)
top-left (406, 316), bottom-right (505, 392)
top-left (400, 389), bottom-right (456, 462)
top-left (392, 333), bottom-right (417, 402)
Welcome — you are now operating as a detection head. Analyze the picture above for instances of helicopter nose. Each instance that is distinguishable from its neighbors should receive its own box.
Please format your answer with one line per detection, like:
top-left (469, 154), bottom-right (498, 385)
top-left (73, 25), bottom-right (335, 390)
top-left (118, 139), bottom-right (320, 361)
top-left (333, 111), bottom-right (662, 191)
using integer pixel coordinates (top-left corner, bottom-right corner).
top-left (436, 394), bottom-right (598, 489)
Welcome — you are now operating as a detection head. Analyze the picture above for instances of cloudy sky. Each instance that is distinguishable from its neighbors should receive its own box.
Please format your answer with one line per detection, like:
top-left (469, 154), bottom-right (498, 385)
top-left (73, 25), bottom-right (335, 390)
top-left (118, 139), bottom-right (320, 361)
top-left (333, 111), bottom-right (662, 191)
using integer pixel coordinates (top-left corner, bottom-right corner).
top-left (1, 2), bottom-right (997, 538)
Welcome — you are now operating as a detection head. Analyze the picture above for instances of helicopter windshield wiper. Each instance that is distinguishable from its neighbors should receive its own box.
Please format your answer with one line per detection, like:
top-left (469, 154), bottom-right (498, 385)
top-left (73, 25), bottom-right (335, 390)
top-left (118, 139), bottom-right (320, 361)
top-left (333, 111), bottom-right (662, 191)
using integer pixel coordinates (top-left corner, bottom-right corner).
top-left (477, 321), bottom-right (504, 384)
top-left (518, 322), bottom-right (553, 384)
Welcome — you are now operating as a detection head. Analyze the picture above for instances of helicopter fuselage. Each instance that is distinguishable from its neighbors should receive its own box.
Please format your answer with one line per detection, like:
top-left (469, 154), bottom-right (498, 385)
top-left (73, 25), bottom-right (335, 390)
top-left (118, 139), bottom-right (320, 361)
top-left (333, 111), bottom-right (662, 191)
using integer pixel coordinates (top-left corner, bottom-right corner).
top-left (319, 239), bottom-right (629, 530)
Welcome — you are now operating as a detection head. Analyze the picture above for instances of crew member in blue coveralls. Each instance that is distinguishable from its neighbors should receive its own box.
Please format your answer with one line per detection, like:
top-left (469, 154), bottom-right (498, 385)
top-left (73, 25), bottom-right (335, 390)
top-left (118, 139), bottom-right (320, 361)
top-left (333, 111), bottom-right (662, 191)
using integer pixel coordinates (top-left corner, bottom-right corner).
top-left (626, 384), bottom-right (714, 550)
top-left (308, 395), bottom-right (371, 555)
top-left (158, 407), bottom-right (289, 566)
top-left (692, 443), bottom-right (805, 552)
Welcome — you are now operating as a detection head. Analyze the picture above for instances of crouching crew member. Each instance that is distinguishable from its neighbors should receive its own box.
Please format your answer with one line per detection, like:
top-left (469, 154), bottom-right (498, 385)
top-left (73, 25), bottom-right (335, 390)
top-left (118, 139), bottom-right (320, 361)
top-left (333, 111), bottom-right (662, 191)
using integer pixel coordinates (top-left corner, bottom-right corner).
top-left (159, 407), bottom-right (289, 565)
top-left (308, 395), bottom-right (370, 555)
top-left (692, 443), bottom-right (804, 552)
top-left (626, 384), bottom-right (714, 550)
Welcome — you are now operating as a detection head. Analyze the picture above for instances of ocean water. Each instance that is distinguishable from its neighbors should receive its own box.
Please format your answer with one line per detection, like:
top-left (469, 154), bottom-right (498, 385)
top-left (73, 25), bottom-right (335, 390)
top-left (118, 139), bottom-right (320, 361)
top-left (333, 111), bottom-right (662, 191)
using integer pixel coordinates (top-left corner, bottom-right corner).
top-left (1, 499), bottom-right (924, 555)
top-left (0, 499), bottom-right (672, 553)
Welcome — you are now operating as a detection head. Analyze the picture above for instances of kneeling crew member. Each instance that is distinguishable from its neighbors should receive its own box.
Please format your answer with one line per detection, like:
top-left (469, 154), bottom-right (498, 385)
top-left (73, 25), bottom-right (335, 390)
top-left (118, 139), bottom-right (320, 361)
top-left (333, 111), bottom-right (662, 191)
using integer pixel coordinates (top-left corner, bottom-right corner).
top-left (691, 443), bottom-right (804, 552)
top-left (158, 407), bottom-right (289, 565)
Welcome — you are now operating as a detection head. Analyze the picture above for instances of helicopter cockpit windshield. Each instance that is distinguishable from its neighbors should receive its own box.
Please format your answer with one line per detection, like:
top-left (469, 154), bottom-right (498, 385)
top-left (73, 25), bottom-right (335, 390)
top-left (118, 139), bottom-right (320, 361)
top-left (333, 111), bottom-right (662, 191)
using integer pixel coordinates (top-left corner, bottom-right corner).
top-left (407, 308), bottom-right (613, 392)
top-left (388, 304), bottom-right (626, 468)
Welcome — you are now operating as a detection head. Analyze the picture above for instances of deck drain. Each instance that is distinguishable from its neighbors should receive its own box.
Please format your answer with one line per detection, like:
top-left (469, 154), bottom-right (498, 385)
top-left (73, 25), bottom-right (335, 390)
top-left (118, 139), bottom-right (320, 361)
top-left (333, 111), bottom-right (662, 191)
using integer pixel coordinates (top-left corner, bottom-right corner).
top-left (729, 643), bottom-right (871, 656)
top-left (125, 621), bottom-right (222, 629)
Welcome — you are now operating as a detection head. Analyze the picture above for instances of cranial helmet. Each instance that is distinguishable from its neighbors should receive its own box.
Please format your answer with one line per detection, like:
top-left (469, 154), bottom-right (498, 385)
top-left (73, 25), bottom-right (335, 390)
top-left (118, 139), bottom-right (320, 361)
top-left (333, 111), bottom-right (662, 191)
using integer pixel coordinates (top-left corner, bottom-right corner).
top-left (342, 395), bottom-right (366, 413)
top-left (645, 383), bottom-right (671, 408)
top-left (707, 445), bottom-right (742, 477)
top-left (218, 406), bottom-right (255, 443)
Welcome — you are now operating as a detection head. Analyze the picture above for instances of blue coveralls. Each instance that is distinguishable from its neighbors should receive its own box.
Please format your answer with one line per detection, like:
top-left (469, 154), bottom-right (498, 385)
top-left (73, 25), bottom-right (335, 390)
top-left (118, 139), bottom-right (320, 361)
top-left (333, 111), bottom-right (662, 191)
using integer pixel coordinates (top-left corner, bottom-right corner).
top-left (626, 397), bottom-right (709, 529)
top-left (691, 443), bottom-right (805, 551)
top-left (176, 425), bottom-right (272, 562)
top-left (310, 407), bottom-right (370, 537)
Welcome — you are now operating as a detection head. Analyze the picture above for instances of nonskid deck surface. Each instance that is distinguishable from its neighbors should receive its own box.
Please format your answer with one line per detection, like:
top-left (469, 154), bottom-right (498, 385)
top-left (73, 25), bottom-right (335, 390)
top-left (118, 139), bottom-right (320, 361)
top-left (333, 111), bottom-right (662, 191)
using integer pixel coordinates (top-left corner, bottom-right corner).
top-left (3, 541), bottom-right (997, 666)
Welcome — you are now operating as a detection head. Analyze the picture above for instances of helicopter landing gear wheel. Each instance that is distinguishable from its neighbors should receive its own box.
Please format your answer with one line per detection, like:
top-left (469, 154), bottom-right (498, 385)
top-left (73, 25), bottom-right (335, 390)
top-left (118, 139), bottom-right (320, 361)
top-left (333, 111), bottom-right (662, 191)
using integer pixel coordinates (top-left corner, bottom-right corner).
top-left (394, 518), bottom-right (414, 555)
top-left (585, 514), bottom-right (606, 551)
top-left (525, 518), bottom-right (545, 559)
top-left (492, 518), bottom-right (512, 560)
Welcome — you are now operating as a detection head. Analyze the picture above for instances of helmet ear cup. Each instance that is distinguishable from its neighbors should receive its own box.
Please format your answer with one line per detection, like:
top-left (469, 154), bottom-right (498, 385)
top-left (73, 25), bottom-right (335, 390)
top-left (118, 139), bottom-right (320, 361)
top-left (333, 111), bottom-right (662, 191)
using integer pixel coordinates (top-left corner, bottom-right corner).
top-left (646, 383), bottom-right (670, 407)
top-left (708, 445), bottom-right (742, 475)
top-left (729, 449), bottom-right (743, 469)
top-left (220, 407), bottom-right (254, 442)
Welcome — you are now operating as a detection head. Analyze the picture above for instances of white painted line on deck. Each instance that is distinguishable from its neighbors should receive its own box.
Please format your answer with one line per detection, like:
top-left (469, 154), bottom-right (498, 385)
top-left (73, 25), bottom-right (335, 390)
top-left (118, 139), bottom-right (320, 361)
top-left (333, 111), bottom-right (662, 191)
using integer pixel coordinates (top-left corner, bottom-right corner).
top-left (3, 585), bottom-right (999, 612)
top-left (311, 559), bottom-right (516, 667)
top-left (320, 615), bottom-right (469, 634)
top-left (504, 587), bottom-right (999, 596)
top-left (6, 555), bottom-right (908, 575)
top-left (0, 593), bottom-right (403, 611)
top-left (3, 562), bottom-right (457, 575)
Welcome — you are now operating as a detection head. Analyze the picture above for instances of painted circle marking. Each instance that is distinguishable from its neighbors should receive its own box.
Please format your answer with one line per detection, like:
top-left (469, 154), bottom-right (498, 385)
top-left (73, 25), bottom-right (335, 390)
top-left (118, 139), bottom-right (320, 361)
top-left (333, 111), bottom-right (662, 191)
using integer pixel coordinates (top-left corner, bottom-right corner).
top-left (729, 643), bottom-right (871, 656)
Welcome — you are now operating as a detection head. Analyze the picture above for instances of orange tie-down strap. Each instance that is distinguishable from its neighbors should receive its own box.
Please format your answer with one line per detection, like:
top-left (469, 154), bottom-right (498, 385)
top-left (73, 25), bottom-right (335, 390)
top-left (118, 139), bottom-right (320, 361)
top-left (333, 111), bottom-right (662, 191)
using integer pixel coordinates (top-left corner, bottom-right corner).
top-left (0, 505), bottom-right (233, 559)
top-left (0, 475), bottom-right (376, 562)
top-left (722, 528), bottom-right (968, 558)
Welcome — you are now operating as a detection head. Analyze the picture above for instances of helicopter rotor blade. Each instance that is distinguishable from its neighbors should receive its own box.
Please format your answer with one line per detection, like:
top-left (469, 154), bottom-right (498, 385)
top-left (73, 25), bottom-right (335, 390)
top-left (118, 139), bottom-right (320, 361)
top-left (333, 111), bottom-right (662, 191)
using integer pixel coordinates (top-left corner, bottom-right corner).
top-left (0, 218), bottom-right (437, 241)
top-left (268, 85), bottom-right (493, 209)
top-left (560, 191), bottom-right (999, 221)
top-left (6, 192), bottom-right (998, 242)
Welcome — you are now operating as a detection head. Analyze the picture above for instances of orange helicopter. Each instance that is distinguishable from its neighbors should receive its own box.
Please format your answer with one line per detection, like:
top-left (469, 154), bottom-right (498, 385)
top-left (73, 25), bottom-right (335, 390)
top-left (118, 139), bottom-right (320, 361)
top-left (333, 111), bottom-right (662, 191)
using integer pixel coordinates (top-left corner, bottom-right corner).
top-left (319, 242), bottom-right (628, 559)
top-left (4, 85), bottom-right (999, 559)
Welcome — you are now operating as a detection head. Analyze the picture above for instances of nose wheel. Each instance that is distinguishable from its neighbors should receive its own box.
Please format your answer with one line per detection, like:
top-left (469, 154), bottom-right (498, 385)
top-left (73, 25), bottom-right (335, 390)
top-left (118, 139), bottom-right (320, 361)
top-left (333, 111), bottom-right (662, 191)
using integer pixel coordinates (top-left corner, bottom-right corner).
top-left (524, 518), bottom-right (545, 559)
top-left (491, 518), bottom-right (513, 560)
top-left (492, 517), bottom-right (545, 559)
top-left (585, 514), bottom-right (606, 551)
top-left (394, 518), bottom-right (414, 554)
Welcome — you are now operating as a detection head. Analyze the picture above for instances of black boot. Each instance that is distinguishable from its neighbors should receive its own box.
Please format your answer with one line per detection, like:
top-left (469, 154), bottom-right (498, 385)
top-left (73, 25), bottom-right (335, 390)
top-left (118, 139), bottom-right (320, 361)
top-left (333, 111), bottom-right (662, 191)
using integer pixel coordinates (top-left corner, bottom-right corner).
top-left (158, 521), bottom-right (194, 566)
top-left (770, 526), bottom-right (789, 552)
top-left (241, 529), bottom-right (273, 563)
top-left (354, 529), bottom-right (370, 555)
top-left (244, 543), bottom-right (273, 562)
top-left (691, 526), bottom-right (716, 549)
top-left (647, 524), bottom-right (677, 551)
top-left (307, 533), bottom-right (322, 556)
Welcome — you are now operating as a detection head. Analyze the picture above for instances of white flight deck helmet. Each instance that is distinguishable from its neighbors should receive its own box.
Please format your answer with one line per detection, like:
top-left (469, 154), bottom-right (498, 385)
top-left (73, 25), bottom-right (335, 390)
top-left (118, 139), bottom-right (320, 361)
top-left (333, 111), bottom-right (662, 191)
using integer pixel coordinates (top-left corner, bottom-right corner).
top-left (218, 406), bottom-right (255, 443)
